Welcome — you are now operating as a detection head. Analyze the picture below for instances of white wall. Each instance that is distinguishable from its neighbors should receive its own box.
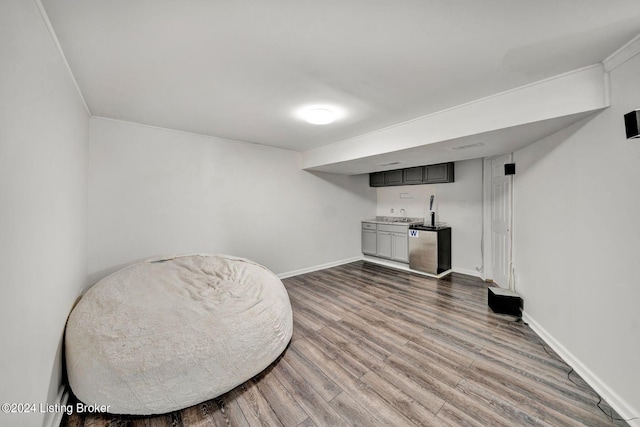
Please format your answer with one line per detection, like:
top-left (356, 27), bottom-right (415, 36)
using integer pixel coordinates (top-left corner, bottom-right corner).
top-left (88, 117), bottom-right (376, 282)
top-left (513, 53), bottom-right (640, 420)
top-left (376, 159), bottom-right (483, 276)
top-left (0, 1), bottom-right (89, 426)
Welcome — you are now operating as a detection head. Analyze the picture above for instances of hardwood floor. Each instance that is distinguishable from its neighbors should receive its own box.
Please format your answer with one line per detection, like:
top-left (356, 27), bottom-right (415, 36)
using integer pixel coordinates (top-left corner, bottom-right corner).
top-left (62, 261), bottom-right (627, 426)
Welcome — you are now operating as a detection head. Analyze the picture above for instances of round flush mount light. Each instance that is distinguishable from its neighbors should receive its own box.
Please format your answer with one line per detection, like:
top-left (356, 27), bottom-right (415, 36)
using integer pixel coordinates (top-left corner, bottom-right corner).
top-left (295, 104), bottom-right (346, 125)
top-left (304, 108), bottom-right (335, 125)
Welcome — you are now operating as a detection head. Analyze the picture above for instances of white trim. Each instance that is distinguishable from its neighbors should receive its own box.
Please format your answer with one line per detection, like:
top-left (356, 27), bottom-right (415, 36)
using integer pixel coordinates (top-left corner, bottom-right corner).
top-left (485, 154), bottom-right (514, 289)
top-left (42, 385), bottom-right (69, 427)
top-left (362, 256), bottom-right (454, 279)
top-left (603, 33), bottom-right (640, 72)
top-left (277, 256), bottom-right (363, 279)
top-left (33, 0), bottom-right (91, 115)
top-left (452, 267), bottom-right (482, 278)
top-left (523, 312), bottom-right (640, 426)
top-left (362, 258), bottom-right (482, 279)
top-left (91, 116), bottom-right (300, 154)
top-left (302, 64), bottom-right (607, 170)
top-left (308, 64), bottom-right (604, 152)
top-left (506, 153), bottom-right (514, 291)
top-left (482, 157), bottom-right (493, 282)
top-left (511, 154), bottom-right (519, 293)
top-left (603, 71), bottom-right (611, 107)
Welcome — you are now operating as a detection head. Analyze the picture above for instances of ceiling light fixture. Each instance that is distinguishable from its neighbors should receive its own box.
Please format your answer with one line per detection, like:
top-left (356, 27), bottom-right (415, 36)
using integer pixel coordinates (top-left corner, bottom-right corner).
top-left (304, 108), bottom-right (335, 125)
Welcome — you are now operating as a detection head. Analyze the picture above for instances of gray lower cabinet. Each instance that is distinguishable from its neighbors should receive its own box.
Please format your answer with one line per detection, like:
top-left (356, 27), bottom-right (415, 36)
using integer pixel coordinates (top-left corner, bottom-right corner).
top-left (392, 232), bottom-right (409, 262)
top-left (363, 222), bottom-right (409, 263)
top-left (361, 228), bottom-right (377, 256)
top-left (376, 231), bottom-right (393, 258)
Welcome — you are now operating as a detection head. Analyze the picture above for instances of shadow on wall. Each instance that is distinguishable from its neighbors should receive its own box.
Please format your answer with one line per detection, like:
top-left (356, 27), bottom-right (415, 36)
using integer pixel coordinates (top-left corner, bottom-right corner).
top-left (85, 259), bottom-right (145, 291)
top-left (44, 289), bottom-right (86, 427)
top-left (514, 111), bottom-right (601, 175)
top-left (44, 333), bottom-right (66, 427)
top-left (306, 170), bottom-right (377, 223)
top-left (307, 170), bottom-right (376, 197)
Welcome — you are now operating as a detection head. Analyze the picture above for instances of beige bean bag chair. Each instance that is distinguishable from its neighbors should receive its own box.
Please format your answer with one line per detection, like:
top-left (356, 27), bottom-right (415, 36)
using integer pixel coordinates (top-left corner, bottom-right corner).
top-left (65, 254), bottom-right (293, 415)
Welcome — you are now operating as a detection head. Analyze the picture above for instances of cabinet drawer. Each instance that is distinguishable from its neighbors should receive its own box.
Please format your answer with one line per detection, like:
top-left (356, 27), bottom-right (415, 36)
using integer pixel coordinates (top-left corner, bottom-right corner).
top-left (378, 224), bottom-right (408, 233)
top-left (362, 222), bottom-right (377, 230)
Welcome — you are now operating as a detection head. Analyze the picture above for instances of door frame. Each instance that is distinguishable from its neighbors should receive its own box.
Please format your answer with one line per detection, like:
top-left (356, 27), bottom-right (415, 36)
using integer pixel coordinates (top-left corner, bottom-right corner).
top-left (482, 154), bottom-right (514, 288)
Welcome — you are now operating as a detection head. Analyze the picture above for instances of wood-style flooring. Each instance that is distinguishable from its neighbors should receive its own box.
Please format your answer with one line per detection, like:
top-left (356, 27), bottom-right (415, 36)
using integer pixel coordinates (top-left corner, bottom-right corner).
top-left (62, 261), bottom-right (628, 426)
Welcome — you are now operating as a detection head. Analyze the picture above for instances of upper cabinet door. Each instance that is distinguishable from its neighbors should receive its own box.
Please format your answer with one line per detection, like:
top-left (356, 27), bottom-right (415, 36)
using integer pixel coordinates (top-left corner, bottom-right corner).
top-left (369, 162), bottom-right (454, 187)
top-left (424, 163), bottom-right (454, 183)
top-left (370, 172), bottom-right (385, 187)
top-left (403, 167), bottom-right (424, 184)
top-left (384, 169), bottom-right (403, 186)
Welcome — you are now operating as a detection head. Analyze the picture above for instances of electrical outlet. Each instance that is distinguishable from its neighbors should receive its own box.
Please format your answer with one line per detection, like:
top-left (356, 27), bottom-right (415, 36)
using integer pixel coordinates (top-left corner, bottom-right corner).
top-left (390, 208), bottom-right (394, 213)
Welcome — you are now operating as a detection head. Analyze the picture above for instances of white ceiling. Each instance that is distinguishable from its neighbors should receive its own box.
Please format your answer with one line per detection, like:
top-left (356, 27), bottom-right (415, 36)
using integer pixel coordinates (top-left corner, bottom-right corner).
top-left (42, 0), bottom-right (640, 170)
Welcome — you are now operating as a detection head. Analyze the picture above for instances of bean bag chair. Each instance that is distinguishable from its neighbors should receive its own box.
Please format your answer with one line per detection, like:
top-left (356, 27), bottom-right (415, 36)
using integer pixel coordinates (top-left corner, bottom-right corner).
top-left (65, 254), bottom-right (293, 415)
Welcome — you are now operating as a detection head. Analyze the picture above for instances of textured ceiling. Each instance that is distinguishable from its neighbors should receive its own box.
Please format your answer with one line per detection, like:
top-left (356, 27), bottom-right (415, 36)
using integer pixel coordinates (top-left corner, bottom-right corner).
top-left (42, 0), bottom-right (640, 152)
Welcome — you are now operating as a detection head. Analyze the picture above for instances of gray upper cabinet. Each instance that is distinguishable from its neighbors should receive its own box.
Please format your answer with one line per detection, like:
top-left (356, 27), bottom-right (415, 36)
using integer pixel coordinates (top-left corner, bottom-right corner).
top-left (403, 167), bottom-right (424, 184)
top-left (425, 163), bottom-right (453, 183)
top-left (369, 172), bottom-right (385, 187)
top-left (383, 169), bottom-right (403, 186)
top-left (370, 162), bottom-right (454, 187)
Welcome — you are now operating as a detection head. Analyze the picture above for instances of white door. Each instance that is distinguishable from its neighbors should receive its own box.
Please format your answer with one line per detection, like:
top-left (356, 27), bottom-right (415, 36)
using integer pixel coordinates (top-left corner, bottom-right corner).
top-left (491, 154), bottom-right (513, 288)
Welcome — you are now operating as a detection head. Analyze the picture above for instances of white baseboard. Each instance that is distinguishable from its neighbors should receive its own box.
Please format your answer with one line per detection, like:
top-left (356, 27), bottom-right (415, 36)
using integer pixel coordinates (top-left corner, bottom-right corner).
top-left (277, 253), bottom-right (483, 281)
top-left (277, 256), bottom-right (363, 279)
top-left (42, 385), bottom-right (69, 427)
top-left (452, 267), bottom-right (483, 278)
top-left (362, 255), bottom-right (408, 269)
top-left (523, 312), bottom-right (640, 426)
top-left (362, 256), bottom-right (454, 279)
